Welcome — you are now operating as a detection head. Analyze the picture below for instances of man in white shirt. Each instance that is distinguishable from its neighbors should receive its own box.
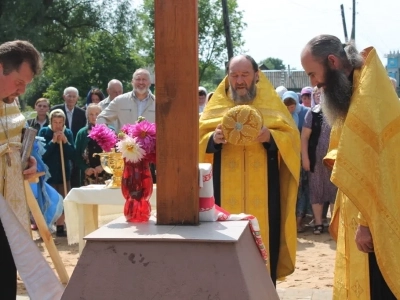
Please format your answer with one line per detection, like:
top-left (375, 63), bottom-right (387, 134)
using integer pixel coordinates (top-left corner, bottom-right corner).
top-left (96, 69), bottom-right (155, 132)
top-left (98, 79), bottom-right (123, 111)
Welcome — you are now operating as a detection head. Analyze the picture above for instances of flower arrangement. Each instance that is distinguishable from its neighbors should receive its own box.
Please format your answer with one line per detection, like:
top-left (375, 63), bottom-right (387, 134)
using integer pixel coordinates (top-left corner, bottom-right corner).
top-left (87, 124), bottom-right (117, 152)
top-left (88, 117), bottom-right (156, 163)
top-left (117, 117), bottom-right (156, 163)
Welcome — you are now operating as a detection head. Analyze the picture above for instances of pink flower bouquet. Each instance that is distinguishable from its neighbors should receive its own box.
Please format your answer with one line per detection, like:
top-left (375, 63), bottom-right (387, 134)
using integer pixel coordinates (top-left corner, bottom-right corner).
top-left (87, 124), bottom-right (117, 152)
top-left (117, 118), bottom-right (156, 164)
top-left (87, 117), bottom-right (156, 162)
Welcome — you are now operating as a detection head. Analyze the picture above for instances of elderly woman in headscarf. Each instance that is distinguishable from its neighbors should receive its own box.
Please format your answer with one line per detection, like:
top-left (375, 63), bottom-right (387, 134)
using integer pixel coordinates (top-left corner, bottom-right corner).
top-left (281, 91), bottom-right (301, 127)
top-left (275, 85), bottom-right (288, 99)
top-left (38, 109), bottom-right (75, 237)
top-left (75, 103), bottom-right (113, 185)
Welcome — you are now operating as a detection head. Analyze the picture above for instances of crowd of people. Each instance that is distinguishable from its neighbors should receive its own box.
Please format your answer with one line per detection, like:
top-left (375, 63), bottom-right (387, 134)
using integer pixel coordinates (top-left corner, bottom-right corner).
top-left (0, 33), bottom-right (399, 299)
top-left (23, 69), bottom-right (155, 238)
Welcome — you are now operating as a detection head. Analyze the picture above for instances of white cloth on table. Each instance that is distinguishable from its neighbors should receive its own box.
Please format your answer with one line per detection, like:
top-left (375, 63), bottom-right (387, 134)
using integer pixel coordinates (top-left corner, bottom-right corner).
top-left (64, 185), bottom-right (125, 245)
top-left (64, 184), bottom-right (157, 245)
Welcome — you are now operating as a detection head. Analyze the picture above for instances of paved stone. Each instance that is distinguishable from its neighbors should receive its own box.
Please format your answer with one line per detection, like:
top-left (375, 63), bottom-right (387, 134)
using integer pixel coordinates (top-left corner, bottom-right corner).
top-left (277, 288), bottom-right (332, 300)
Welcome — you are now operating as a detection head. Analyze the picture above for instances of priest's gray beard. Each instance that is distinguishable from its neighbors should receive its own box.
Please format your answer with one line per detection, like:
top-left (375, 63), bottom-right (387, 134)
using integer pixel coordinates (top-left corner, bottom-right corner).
top-left (320, 65), bottom-right (353, 126)
top-left (229, 78), bottom-right (257, 105)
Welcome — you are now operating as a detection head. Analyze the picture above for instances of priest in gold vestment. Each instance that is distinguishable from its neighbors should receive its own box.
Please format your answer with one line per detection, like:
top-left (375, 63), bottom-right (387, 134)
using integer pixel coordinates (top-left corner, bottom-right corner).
top-left (301, 34), bottom-right (400, 299)
top-left (199, 55), bottom-right (300, 285)
top-left (0, 40), bottom-right (42, 299)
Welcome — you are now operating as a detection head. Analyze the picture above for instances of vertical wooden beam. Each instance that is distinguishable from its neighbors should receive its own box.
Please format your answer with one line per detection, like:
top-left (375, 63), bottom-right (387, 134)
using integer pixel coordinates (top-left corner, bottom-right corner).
top-left (155, 0), bottom-right (199, 225)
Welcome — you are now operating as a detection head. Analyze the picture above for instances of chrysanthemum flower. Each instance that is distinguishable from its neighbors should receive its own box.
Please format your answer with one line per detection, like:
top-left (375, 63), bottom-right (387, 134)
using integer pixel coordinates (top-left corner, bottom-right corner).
top-left (131, 120), bottom-right (156, 154)
top-left (120, 124), bottom-right (136, 137)
top-left (88, 124), bottom-right (117, 152)
top-left (116, 136), bottom-right (146, 163)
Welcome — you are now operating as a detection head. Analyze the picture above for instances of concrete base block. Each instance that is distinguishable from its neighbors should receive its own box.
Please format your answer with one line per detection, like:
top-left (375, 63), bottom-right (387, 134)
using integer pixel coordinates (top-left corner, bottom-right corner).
top-left (62, 217), bottom-right (279, 300)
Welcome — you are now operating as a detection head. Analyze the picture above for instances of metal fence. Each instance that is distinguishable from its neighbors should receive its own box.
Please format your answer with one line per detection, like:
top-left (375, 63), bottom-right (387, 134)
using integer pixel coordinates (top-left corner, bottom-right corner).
top-left (262, 70), bottom-right (311, 91)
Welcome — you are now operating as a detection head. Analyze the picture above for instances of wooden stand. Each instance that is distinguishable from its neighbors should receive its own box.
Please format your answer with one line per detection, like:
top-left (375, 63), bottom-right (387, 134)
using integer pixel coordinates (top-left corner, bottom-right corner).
top-left (24, 172), bottom-right (69, 284)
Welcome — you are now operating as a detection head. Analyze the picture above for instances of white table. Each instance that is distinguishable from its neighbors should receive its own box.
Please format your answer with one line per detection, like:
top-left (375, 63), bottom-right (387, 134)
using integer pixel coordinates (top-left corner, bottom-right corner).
top-left (64, 184), bottom-right (157, 253)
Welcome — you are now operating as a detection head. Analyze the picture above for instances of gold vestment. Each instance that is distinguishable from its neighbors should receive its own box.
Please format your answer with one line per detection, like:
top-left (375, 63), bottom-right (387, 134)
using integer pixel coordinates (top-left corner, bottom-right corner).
top-left (0, 100), bottom-right (30, 232)
top-left (199, 72), bottom-right (300, 278)
top-left (325, 47), bottom-right (400, 299)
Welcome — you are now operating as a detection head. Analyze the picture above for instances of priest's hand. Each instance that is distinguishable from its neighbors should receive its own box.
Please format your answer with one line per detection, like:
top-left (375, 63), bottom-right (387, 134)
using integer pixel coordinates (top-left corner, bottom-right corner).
top-left (213, 124), bottom-right (226, 144)
top-left (355, 225), bottom-right (374, 253)
top-left (23, 156), bottom-right (37, 180)
top-left (257, 126), bottom-right (271, 143)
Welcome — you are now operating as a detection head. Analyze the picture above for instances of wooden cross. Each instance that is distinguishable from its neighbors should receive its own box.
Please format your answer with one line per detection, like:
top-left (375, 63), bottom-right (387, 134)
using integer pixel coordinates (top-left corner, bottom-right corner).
top-left (155, 0), bottom-right (199, 225)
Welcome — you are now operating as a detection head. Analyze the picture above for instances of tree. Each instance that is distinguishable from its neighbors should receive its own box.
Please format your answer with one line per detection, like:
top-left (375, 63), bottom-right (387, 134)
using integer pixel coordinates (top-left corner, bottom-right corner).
top-left (5, 0), bottom-right (143, 107)
top-left (260, 57), bottom-right (285, 70)
top-left (0, 0), bottom-right (104, 53)
top-left (134, 0), bottom-right (246, 83)
top-left (23, 31), bottom-right (145, 107)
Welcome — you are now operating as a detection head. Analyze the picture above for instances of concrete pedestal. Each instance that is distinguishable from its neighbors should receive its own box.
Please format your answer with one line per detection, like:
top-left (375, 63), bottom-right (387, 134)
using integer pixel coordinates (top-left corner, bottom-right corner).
top-left (62, 216), bottom-right (279, 300)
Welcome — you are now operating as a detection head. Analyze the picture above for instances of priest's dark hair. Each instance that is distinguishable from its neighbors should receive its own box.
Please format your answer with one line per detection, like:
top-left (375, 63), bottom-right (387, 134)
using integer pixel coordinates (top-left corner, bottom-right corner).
top-left (0, 40), bottom-right (42, 75)
top-left (306, 34), bottom-right (363, 70)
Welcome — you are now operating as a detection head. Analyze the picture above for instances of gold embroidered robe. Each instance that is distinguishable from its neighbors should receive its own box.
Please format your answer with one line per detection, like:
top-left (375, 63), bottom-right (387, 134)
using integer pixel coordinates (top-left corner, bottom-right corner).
top-left (0, 100), bottom-right (30, 233)
top-left (325, 47), bottom-right (400, 299)
top-left (199, 72), bottom-right (300, 279)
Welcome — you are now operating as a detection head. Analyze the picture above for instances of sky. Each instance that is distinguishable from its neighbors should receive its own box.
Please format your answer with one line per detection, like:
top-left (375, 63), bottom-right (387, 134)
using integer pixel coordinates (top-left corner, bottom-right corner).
top-left (132, 0), bottom-right (400, 70)
top-left (235, 0), bottom-right (400, 69)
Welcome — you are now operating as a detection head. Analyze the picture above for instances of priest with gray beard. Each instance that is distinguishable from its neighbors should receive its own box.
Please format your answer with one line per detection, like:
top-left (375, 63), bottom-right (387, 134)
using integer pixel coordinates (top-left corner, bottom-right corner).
top-left (199, 54), bottom-right (300, 286)
top-left (301, 34), bottom-right (400, 299)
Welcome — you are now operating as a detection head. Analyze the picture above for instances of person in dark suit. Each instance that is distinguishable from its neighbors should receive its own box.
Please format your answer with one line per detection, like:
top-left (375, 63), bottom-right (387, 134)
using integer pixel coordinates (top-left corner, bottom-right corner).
top-left (51, 87), bottom-right (87, 140)
top-left (51, 87), bottom-right (87, 188)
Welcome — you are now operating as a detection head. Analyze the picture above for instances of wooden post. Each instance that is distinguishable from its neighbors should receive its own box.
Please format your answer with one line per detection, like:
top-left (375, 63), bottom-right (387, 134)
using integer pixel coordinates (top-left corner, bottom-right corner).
top-left (24, 173), bottom-right (69, 284)
top-left (155, 0), bottom-right (199, 225)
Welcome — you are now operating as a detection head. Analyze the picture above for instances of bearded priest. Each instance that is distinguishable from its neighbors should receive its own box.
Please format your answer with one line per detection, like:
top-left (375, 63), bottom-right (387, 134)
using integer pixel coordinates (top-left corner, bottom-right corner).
top-left (301, 34), bottom-right (400, 300)
top-left (199, 54), bottom-right (300, 285)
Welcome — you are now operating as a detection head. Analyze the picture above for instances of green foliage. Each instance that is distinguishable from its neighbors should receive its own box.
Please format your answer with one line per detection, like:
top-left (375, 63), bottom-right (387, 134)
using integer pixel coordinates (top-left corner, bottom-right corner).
top-left (0, 0), bottom-right (104, 53)
top-left (1, 0), bottom-right (142, 106)
top-left (135, 0), bottom-right (246, 83)
top-left (2, 0), bottom-right (245, 106)
top-left (41, 31), bottom-right (144, 106)
top-left (20, 75), bottom-right (52, 108)
top-left (260, 57), bottom-right (286, 70)
top-left (198, 0), bottom-right (245, 82)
